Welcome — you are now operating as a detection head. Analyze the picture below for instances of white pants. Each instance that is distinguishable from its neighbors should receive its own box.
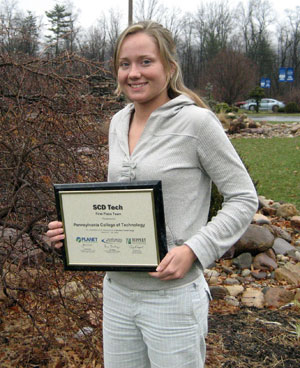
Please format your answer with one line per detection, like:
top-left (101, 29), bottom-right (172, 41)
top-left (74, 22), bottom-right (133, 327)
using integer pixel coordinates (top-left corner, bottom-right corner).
top-left (103, 275), bottom-right (210, 368)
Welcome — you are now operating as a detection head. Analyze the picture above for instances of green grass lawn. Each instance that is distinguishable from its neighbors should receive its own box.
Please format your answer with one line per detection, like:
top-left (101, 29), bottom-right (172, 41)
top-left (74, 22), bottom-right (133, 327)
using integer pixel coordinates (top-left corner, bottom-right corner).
top-left (231, 137), bottom-right (300, 209)
top-left (239, 111), bottom-right (300, 116)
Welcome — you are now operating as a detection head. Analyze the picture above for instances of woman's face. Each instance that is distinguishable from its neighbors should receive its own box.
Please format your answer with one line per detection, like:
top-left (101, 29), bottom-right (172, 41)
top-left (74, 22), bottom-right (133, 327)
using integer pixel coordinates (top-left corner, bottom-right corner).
top-left (117, 32), bottom-right (170, 109)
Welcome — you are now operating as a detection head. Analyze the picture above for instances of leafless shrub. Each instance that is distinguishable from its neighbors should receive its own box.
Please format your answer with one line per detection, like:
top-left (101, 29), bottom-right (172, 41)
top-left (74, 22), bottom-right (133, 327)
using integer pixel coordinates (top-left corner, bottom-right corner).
top-left (0, 52), bottom-right (122, 365)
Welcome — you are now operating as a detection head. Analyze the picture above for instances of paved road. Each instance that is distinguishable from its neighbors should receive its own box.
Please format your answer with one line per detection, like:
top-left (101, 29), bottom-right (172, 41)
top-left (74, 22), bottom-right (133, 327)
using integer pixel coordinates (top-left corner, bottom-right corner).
top-left (250, 115), bottom-right (300, 122)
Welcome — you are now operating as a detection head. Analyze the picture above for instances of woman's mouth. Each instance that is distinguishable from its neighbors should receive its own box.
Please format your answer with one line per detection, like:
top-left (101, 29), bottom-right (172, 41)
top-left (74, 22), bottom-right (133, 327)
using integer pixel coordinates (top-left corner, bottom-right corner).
top-left (129, 82), bottom-right (147, 89)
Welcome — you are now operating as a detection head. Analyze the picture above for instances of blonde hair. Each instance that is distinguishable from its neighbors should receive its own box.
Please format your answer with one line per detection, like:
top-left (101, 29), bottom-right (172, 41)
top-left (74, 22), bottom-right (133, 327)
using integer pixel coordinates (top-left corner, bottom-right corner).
top-left (113, 21), bottom-right (207, 108)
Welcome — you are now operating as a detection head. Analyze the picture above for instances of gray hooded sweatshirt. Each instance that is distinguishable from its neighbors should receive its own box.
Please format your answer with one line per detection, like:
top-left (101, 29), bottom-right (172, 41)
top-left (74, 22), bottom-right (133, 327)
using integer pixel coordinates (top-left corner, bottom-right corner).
top-left (107, 94), bottom-right (258, 290)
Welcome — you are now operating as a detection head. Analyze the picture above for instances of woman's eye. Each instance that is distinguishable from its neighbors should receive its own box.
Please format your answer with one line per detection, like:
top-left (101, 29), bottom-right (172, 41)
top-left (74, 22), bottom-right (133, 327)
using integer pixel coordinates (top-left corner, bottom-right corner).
top-left (120, 62), bottom-right (129, 68)
top-left (142, 59), bottom-right (152, 65)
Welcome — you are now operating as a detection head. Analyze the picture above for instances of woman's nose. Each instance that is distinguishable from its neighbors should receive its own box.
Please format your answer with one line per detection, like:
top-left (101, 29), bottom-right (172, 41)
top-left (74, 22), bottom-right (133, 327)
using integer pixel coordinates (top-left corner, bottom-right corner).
top-left (128, 63), bottom-right (141, 78)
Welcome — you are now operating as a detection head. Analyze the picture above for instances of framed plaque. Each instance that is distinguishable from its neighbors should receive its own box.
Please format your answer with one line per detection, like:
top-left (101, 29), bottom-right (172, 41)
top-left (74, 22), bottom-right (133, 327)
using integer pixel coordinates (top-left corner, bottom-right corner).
top-left (53, 181), bottom-right (167, 271)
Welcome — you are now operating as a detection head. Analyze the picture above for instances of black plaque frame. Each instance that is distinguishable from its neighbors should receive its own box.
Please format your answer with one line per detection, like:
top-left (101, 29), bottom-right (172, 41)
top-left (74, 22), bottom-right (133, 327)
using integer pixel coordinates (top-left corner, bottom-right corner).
top-left (54, 181), bottom-right (167, 271)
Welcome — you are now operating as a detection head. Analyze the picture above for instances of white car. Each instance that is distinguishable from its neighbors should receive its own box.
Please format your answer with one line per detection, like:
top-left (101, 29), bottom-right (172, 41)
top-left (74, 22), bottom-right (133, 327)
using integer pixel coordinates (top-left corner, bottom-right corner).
top-left (241, 98), bottom-right (285, 112)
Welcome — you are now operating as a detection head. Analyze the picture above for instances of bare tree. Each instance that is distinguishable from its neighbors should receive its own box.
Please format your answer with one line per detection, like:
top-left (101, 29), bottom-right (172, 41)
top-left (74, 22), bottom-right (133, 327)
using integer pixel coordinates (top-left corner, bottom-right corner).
top-left (106, 8), bottom-right (123, 60)
top-left (176, 15), bottom-right (198, 89)
top-left (78, 16), bottom-right (108, 62)
top-left (134, 0), bottom-right (164, 22)
top-left (237, 0), bottom-right (275, 76)
top-left (0, 0), bottom-right (41, 55)
top-left (194, 0), bottom-right (234, 63)
top-left (280, 7), bottom-right (300, 87)
top-left (206, 49), bottom-right (258, 104)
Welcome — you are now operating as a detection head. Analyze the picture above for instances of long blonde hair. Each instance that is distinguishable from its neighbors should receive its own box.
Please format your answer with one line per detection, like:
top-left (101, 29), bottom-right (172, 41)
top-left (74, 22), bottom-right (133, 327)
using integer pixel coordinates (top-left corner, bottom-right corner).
top-left (113, 21), bottom-right (207, 108)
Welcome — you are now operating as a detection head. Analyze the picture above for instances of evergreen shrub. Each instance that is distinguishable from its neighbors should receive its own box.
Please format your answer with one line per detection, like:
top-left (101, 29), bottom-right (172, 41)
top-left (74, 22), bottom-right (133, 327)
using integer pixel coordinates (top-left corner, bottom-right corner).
top-left (284, 102), bottom-right (300, 113)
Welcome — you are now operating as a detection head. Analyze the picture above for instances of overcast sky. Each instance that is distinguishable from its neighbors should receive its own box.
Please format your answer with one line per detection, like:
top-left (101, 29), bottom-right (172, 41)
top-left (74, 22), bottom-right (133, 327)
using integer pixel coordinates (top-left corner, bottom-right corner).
top-left (13, 0), bottom-right (300, 30)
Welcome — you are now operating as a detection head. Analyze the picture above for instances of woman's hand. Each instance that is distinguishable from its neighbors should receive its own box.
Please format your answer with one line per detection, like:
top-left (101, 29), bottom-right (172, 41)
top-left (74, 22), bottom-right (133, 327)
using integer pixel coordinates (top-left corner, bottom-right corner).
top-left (149, 244), bottom-right (197, 281)
top-left (46, 221), bottom-right (65, 248)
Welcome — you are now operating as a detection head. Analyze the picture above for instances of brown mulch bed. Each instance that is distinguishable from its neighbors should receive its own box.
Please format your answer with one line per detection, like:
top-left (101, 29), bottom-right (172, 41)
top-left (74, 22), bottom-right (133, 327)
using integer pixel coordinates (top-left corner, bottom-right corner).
top-left (1, 278), bottom-right (299, 368)
top-left (206, 300), bottom-right (300, 368)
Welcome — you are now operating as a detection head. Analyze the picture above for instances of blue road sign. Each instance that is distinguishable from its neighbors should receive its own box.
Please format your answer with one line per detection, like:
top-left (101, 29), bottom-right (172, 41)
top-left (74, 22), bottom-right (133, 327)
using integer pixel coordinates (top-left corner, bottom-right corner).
top-left (286, 68), bottom-right (294, 82)
top-left (279, 67), bottom-right (294, 82)
top-left (260, 77), bottom-right (271, 88)
top-left (260, 78), bottom-right (266, 87)
top-left (279, 67), bottom-right (286, 82)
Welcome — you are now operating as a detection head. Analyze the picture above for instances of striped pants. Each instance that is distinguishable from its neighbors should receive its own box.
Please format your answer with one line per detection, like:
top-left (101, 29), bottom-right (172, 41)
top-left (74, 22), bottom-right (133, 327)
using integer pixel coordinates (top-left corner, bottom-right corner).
top-left (103, 275), bottom-right (210, 368)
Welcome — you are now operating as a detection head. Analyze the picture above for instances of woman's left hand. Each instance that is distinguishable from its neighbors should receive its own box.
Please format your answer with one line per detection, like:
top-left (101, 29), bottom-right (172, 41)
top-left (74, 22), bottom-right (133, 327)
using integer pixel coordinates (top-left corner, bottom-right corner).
top-left (149, 244), bottom-right (197, 280)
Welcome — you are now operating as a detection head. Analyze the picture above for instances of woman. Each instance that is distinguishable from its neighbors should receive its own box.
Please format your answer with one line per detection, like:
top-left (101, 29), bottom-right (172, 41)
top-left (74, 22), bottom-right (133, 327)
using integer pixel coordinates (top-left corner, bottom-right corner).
top-left (47, 21), bottom-right (258, 368)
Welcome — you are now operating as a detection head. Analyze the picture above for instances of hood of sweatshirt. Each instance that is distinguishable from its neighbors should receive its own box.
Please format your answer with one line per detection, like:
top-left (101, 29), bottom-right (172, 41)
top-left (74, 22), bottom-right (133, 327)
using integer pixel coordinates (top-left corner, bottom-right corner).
top-left (111, 94), bottom-right (198, 158)
top-left (122, 93), bottom-right (196, 119)
top-left (113, 94), bottom-right (197, 136)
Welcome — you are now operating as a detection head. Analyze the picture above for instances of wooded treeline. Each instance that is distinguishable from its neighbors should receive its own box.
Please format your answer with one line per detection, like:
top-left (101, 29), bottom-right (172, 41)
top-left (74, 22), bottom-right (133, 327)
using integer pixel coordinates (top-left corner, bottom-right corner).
top-left (1, 0), bottom-right (299, 104)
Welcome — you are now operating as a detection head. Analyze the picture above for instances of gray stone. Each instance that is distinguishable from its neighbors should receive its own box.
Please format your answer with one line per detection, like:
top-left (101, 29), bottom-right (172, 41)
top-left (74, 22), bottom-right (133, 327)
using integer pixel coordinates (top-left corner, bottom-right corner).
top-left (234, 224), bottom-right (274, 256)
top-left (224, 278), bottom-right (240, 285)
top-left (258, 195), bottom-right (272, 209)
top-left (233, 252), bottom-right (253, 269)
top-left (252, 252), bottom-right (278, 271)
top-left (241, 269), bottom-right (251, 277)
top-left (241, 288), bottom-right (264, 308)
top-left (276, 203), bottom-right (298, 219)
top-left (264, 287), bottom-right (295, 308)
top-left (207, 276), bottom-right (219, 286)
top-left (224, 285), bottom-right (244, 297)
top-left (273, 238), bottom-right (295, 255)
top-left (253, 213), bottom-right (271, 225)
top-left (275, 262), bottom-right (300, 285)
top-left (209, 286), bottom-right (228, 300)
top-left (291, 216), bottom-right (300, 232)
top-left (221, 265), bottom-right (234, 274)
top-left (251, 270), bottom-right (268, 280)
top-left (204, 269), bottom-right (220, 278)
top-left (286, 249), bottom-right (300, 261)
top-left (268, 225), bottom-right (292, 242)
top-left (224, 296), bottom-right (240, 307)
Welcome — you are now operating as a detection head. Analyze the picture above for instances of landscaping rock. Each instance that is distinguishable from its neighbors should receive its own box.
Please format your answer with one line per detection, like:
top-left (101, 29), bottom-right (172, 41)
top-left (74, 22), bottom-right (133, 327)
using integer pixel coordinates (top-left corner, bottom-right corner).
top-left (224, 277), bottom-right (240, 285)
top-left (268, 225), bottom-right (292, 242)
top-left (264, 287), bottom-right (295, 308)
top-left (220, 264), bottom-right (234, 274)
top-left (234, 225), bottom-right (274, 255)
top-left (224, 285), bottom-right (244, 297)
top-left (204, 269), bottom-right (220, 278)
top-left (241, 288), bottom-right (264, 308)
top-left (276, 203), bottom-right (299, 219)
top-left (252, 251), bottom-right (277, 271)
top-left (241, 269), bottom-right (251, 277)
top-left (233, 252), bottom-right (253, 269)
top-left (274, 262), bottom-right (300, 285)
top-left (291, 216), bottom-right (300, 232)
top-left (209, 286), bottom-right (228, 300)
top-left (253, 213), bottom-right (271, 225)
top-left (224, 295), bottom-right (240, 307)
top-left (207, 276), bottom-right (219, 285)
top-left (258, 195), bottom-right (273, 209)
top-left (251, 270), bottom-right (268, 280)
top-left (295, 289), bottom-right (300, 302)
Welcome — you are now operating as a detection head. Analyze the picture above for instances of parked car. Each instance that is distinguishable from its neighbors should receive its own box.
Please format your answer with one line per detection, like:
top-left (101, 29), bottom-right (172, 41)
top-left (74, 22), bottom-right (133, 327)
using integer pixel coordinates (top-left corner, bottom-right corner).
top-left (234, 100), bottom-right (247, 108)
top-left (240, 98), bottom-right (285, 112)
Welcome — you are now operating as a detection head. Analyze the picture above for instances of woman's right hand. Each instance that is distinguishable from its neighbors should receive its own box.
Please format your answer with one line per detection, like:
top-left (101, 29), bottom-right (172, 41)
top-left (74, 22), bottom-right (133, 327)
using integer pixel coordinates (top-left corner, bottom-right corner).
top-left (46, 221), bottom-right (65, 248)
